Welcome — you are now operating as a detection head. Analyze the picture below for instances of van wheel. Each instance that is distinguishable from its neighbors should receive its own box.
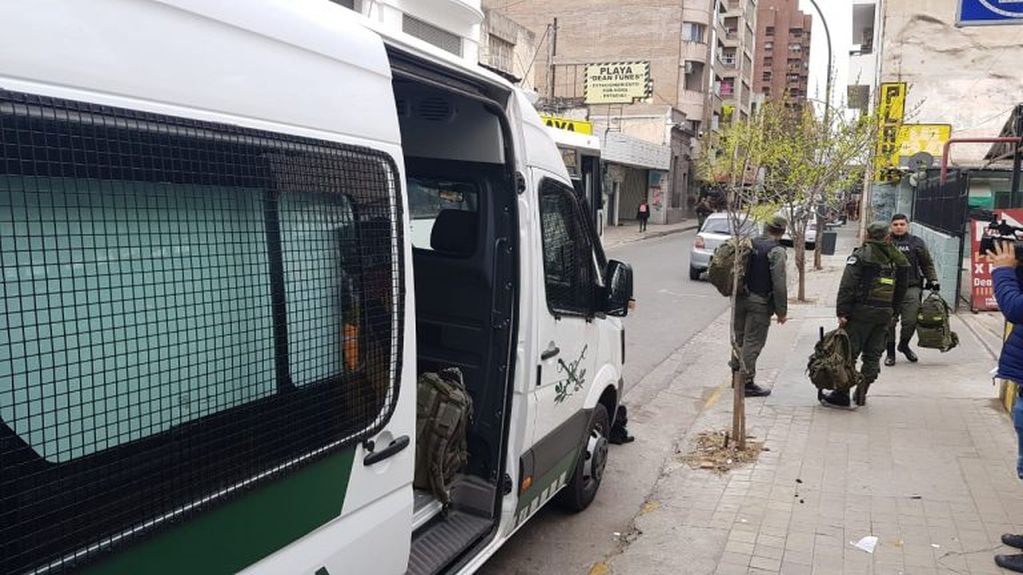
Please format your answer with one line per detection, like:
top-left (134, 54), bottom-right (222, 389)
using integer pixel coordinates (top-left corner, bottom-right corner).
top-left (689, 266), bottom-right (701, 281)
top-left (556, 404), bottom-right (610, 512)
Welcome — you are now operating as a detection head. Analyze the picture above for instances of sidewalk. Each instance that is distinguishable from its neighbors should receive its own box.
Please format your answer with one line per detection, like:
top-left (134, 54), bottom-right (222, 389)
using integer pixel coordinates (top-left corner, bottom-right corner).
top-left (602, 225), bottom-right (1022, 575)
top-left (602, 220), bottom-right (699, 250)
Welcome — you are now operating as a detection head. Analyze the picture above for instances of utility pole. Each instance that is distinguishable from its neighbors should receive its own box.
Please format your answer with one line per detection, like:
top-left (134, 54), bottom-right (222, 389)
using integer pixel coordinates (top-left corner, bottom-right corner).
top-left (806, 0), bottom-right (832, 269)
top-left (547, 18), bottom-right (559, 102)
top-left (1011, 104), bottom-right (1023, 207)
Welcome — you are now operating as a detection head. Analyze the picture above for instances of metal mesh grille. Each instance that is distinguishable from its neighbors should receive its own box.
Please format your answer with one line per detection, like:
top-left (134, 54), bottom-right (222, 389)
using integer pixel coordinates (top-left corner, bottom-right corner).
top-left (0, 90), bottom-right (402, 574)
top-left (539, 180), bottom-right (593, 315)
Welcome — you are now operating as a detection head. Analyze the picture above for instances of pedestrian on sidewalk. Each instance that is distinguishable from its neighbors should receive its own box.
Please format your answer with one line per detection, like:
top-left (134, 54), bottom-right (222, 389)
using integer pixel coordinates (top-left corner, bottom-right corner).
top-left (729, 215), bottom-right (788, 398)
top-left (820, 222), bottom-right (908, 408)
top-left (636, 202), bottom-right (650, 232)
top-left (696, 196), bottom-right (713, 229)
top-left (885, 214), bottom-right (939, 366)
top-left (987, 241), bottom-right (1023, 573)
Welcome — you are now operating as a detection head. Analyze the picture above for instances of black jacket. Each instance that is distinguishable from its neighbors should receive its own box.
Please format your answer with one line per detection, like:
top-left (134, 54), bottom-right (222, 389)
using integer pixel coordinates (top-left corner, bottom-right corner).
top-left (890, 233), bottom-right (937, 287)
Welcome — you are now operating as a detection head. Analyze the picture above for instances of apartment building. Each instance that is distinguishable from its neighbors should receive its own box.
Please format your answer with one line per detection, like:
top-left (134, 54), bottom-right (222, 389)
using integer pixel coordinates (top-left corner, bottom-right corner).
top-left (714, 0), bottom-right (758, 123)
top-left (753, 0), bottom-right (811, 105)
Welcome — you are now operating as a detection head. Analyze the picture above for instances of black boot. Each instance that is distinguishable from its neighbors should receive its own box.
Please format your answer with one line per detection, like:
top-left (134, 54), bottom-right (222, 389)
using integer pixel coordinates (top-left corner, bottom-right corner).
top-left (854, 382), bottom-right (871, 406)
top-left (898, 340), bottom-right (918, 363)
top-left (996, 554), bottom-right (1023, 573)
top-left (608, 405), bottom-right (635, 445)
top-left (820, 389), bottom-right (852, 409)
top-left (744, 381), bottom-right (771, 397)
top-left (884, 341), bottom-right (896, 366)
top-left (1003, 534), bottom-right (1023, 550)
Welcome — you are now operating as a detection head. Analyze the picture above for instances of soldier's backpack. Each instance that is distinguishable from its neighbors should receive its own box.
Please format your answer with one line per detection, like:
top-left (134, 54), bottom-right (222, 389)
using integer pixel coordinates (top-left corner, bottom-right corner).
top-left (708, 238), bottom-right (753, 297)
top-left (916, 290), bottom-right (959, 352)
top-left (414, 368), bottom-right (473, 505)
top-left (807, 327), bottom-right (862, 392)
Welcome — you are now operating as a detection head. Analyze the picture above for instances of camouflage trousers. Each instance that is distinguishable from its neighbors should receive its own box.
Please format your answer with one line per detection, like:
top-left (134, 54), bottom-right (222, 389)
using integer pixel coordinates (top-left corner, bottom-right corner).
top-left (846, 314), bottom-right (891, 386)
top-left (888, 286), bottom-right (923, 346)
top-left (729, 294), bottom-right (773, 384)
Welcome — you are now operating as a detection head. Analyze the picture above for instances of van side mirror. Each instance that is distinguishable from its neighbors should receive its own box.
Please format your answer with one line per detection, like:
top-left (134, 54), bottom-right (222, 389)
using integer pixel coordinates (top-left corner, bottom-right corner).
top-left (604, 260), bottom-right (633, 317)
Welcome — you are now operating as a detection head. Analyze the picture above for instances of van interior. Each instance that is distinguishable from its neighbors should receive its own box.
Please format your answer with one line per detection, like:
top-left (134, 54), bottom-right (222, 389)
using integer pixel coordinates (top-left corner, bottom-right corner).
top-left (391, 59), bottom-right (518, 574)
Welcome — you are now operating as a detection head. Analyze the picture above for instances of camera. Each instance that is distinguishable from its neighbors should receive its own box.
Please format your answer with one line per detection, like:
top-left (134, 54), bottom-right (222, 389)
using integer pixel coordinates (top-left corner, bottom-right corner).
top-left (974, 209), bottom-right (1023, 255)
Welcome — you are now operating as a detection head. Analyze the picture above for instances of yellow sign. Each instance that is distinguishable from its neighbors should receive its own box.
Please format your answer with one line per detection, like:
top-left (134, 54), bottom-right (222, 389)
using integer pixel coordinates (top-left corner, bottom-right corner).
top-left (875, 82), bottom-right (906, 181)
top-left (584, 62), bottom-right (652, 104)
top-left (897, 124), bottom-right (952, 158)
top-left (541, 115), bottom-right (594, 135)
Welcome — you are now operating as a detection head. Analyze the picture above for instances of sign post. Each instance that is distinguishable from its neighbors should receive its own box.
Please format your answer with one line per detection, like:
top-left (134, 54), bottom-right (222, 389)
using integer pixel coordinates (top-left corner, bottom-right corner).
top-left (958, 0), bottom-right (1023, 26)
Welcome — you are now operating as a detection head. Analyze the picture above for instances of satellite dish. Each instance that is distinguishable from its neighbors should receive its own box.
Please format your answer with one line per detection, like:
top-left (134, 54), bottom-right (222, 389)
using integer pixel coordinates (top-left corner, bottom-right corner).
top-left (908, 152), bottom-right (934, 171)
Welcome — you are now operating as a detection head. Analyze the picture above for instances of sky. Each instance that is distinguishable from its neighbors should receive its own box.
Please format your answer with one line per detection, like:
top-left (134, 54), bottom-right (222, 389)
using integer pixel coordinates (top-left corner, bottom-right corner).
top-left (799, 0), bottom-right (853, 110)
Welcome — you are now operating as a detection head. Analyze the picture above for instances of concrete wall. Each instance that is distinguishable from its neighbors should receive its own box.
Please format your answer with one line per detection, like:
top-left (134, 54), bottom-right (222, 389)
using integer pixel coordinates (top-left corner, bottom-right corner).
top-left (880, 1), bottom-right (1023, 164)
top-left (913, 223), bottom-right (961, 309)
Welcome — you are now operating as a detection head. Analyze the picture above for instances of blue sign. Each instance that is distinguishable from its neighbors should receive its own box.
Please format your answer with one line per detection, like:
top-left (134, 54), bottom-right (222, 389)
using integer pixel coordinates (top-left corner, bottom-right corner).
top-left (958, 0), bottom-right (1023, 26)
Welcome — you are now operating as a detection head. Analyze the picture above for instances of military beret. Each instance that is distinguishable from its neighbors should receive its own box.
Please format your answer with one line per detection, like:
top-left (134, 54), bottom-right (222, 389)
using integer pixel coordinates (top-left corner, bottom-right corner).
top-left (867, 221), bottom-right (889, 240)
top-left (765, 215), bottom-right (788, 231)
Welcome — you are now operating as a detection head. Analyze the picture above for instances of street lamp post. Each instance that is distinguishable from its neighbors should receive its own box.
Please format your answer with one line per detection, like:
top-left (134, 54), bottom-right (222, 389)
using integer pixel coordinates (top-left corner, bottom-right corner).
top-left (805, 0), bottom-right (833, 269)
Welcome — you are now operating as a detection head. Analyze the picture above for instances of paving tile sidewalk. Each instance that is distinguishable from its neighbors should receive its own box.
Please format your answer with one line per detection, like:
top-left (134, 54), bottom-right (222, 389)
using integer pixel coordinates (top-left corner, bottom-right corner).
top-left (605, 225), bottom-right (1023, 575)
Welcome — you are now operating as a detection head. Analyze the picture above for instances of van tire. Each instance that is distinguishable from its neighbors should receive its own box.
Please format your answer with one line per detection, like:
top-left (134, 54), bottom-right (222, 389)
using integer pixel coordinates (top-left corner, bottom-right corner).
top-left (556, 403), bottom-right (610, 512)
top-left (689, 266), bottom-right (701, 281)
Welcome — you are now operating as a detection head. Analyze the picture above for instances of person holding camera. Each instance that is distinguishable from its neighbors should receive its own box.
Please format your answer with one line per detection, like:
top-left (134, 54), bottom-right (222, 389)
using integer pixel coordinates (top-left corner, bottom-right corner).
top-left (885, 214), bottom-right (939, 366)
top-left (989, 241), bottom-right (1023, 572)
top-left (820, 222), bottom-right (908, 408)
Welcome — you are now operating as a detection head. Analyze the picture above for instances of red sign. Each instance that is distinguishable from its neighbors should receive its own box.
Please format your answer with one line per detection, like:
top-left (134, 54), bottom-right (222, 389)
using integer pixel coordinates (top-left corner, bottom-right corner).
top-left (971, 209), bottom-right (1023, 311)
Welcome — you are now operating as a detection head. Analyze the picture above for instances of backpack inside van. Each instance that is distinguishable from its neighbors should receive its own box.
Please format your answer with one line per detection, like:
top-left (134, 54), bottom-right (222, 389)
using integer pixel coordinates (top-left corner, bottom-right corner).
top-left (708, 238), bottom-right (752, 297)
top-left (414, 368), bottom-right (473, 505)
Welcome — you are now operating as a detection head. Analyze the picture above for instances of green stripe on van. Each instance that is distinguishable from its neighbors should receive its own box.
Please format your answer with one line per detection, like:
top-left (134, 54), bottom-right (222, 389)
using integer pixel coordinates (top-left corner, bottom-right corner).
top-left (82, 448), bottom-right (356, 575)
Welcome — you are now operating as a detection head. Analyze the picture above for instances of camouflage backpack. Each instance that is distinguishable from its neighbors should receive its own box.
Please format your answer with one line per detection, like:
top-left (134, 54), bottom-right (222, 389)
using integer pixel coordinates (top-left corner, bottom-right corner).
top-left (708, 238), bottom-right (753, 297)
top-left (916, 290), bottom-right (959, 352)
top-left (807, 327), bottom-right (861, 392)
top-left (414, 368), bottom-right (473, 505)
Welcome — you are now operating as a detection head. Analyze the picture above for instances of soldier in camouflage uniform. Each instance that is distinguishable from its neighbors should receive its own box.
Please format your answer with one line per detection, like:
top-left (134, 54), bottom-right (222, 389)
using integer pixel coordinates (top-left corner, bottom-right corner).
top-left (820, 222), bottom-right (909, 408)
top-left (730, 215), bottom-right (788, 397)
top-left (885, 214), bottom-right (939, 366)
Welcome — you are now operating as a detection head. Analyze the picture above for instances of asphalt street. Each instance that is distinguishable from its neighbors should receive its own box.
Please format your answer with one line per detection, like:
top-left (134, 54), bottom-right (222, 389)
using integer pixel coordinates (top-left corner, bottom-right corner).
top-left (483, 229), bottom-right (731, 575)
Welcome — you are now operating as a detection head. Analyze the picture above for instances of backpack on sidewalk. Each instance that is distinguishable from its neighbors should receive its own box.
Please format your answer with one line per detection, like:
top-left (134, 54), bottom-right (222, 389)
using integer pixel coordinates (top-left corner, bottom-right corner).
top-left (708, 238), bottom-right (753, 297)
top-left (414, 367), bottom-right (473, 505)
top-left (916, 290), bottom-right (959, 352)
top-left (807, 327), bottom-right (861, 392)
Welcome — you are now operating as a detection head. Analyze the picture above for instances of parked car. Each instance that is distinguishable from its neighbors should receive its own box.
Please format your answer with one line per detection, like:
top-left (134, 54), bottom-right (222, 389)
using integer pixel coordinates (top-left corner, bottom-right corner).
top-left (781, 218), bottom-right (817, 249)
top-left (689, 212), bottom-right (758, 281)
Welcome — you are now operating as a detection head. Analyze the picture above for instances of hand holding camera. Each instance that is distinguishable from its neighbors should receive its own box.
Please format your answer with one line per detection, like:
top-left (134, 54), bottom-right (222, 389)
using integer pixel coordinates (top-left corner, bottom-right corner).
top-left (988, 240), bottom-right (1019, 270)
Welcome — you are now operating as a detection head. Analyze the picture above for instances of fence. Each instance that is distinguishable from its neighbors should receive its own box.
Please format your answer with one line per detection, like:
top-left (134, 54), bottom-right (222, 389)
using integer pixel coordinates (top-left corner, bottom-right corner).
top-left (912, 173), bottom-right (970, 309)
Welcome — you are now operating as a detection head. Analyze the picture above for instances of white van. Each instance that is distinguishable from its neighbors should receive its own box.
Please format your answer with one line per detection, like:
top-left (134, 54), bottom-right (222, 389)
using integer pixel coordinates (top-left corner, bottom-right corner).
top-left (0, 2), bottom-right (633, 574)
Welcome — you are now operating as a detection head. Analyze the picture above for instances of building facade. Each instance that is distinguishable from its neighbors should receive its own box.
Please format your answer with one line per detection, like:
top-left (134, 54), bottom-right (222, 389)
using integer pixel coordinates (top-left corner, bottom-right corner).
top-left (753, 0), bottom-right (811, 104)
top-left (483, 0), bottom-right (720, 224)
top-left (715, 0), bottom-right (758, 123)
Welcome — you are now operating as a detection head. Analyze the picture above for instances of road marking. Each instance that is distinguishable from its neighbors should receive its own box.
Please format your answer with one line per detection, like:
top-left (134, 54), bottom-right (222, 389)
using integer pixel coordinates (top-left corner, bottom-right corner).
top-left (704, 385), bottom-right (724, 409)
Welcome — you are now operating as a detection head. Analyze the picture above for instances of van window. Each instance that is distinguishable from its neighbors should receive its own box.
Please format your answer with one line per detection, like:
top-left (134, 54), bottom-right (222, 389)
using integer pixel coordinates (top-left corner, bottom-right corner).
top-left (539, 180), bottom-right (595, 315)
top-left (0, 91), bottom-right (402, 575)
top-left (408, 176), bottom-right (479, 252)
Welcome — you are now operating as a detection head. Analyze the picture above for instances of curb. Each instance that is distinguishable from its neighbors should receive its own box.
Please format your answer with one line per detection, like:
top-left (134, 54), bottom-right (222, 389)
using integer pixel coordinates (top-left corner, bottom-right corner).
top-left (603, 223), bottom-right (699, 250)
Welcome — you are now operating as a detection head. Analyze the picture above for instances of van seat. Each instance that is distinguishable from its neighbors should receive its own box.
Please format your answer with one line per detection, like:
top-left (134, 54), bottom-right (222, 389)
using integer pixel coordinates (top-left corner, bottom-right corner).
top-left (430, 209), bottom-right (477, 257)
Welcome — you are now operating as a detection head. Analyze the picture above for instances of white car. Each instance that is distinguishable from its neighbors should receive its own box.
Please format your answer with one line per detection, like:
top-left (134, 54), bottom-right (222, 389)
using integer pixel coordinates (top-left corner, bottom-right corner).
top-left (782, 219), bottom-right (817, 248)
top-left (689, 213), bottom-right (758, 280)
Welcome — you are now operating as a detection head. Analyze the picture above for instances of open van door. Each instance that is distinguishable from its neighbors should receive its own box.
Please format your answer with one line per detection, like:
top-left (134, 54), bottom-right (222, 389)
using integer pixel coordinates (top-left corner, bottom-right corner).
top-left (0, 3), bottom-right (414, 574)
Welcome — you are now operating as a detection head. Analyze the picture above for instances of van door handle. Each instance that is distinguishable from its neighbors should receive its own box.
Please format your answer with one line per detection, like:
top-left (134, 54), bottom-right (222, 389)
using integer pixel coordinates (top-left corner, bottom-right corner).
top-left (364, 435), bottom-right (410, 466)
top-left (541, 346), bottom-right (561, 360)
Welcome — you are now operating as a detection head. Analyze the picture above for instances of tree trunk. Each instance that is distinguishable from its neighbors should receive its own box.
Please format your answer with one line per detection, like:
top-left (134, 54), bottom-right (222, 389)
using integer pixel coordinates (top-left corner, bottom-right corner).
top-left (813, 213), bottom-right (824, 270)
top-left (732, 370), bottom-right (746, 450)
top-left (795, 241), bottom-right (806, 301)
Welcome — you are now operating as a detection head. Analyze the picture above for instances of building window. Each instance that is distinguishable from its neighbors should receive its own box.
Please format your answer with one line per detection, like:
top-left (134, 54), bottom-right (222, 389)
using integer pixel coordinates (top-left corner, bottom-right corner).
top-left (486, 33), bottom-right (515, 74)
top-left (789, 43), bottom-right (802, 52)
top-left (765, 26), bottom-right (775, 36)
top-left (764, 41), bottom-right (773, 51)
top-left (764, 57), bottom-right (773, 67)
top-left (790, 28), bottom-right (803, 37)
top-left (721, 79), bottom-right (735, 96)
top-left (329, 0), bottom-right (360, 9)
top-left (684, 61), bottom-right (705, 91)
top-left (403, 14), bottom-right (462, 57)
top-left (682, 22), bottom-right (707, 43)
top-left (688, 119), bottom-right (702, 134)
top-left (762, 70), bottom-right (772, 81)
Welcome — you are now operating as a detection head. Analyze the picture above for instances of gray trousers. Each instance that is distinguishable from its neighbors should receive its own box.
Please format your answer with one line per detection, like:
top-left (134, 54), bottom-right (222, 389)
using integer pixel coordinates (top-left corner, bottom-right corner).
top-left (729, 294), bottom-right (773, 384)
top-left (888, 285), bottom-right (923, 346)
